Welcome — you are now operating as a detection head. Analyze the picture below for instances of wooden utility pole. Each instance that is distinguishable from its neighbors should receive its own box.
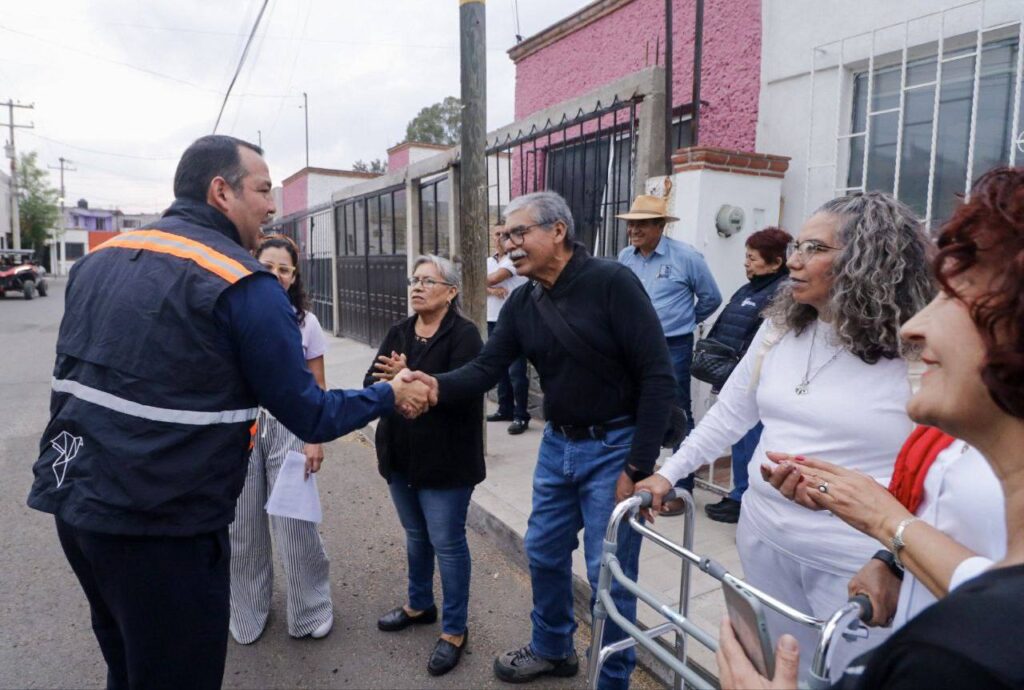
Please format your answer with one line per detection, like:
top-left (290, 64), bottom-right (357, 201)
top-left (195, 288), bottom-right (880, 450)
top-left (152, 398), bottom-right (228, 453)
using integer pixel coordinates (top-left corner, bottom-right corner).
top-left (458, 0), bottom-right (487, 337)
top-left (2, 100), bottom-right (35, 250)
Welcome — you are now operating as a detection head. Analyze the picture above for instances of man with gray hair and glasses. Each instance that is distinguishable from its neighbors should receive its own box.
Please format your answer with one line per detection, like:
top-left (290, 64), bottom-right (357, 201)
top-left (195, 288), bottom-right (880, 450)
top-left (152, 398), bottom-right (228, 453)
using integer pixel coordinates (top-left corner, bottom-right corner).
top-left (400, 191), bottom-right (675, 689)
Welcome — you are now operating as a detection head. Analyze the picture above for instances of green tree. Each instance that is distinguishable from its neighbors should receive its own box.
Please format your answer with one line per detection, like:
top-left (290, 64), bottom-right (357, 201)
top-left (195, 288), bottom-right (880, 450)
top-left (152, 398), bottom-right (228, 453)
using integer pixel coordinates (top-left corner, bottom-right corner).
top-left (17, 151), bottom-right (59, 254)
top-left (404, 96), bottom-right (461, 146)
top-left (352, 158), bottom-right (387, 174)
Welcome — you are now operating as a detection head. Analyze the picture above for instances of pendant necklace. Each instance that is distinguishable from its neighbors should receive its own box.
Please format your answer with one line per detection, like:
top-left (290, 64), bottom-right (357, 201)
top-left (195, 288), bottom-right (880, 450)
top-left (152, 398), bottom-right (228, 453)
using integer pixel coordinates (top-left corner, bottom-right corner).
top-left (795, 323), bottom-right (842, 395)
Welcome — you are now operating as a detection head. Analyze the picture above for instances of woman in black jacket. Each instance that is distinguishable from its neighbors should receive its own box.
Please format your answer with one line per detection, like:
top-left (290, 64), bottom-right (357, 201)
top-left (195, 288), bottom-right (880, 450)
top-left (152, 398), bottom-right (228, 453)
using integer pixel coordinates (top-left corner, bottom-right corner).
top-left (363, 254), bottom-right (483, 677)
top-left (702, 227), bottom-right (791, 524)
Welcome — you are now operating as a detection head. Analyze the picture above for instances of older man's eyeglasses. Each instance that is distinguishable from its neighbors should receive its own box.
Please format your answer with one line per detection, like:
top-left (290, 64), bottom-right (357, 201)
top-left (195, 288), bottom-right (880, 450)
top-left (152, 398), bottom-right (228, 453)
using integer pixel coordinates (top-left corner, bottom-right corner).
top-left (786, 240), bottom-right (841, 260)
top-left (497, 222), bottom-right (549, 246)
top-left (407, 276), bottom-right (453, 288)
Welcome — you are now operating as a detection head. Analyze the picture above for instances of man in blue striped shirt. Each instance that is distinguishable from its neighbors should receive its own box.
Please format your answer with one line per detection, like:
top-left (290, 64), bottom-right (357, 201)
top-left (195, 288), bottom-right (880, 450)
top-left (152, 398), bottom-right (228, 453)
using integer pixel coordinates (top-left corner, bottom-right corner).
top-left (618, 195), bottom-right (721, 510)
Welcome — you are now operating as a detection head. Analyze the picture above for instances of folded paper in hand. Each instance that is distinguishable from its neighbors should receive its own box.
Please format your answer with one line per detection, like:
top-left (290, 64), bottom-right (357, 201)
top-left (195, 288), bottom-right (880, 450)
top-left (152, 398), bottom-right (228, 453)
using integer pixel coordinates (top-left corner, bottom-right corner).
top-left (266, 450), bottom-right (323, 523)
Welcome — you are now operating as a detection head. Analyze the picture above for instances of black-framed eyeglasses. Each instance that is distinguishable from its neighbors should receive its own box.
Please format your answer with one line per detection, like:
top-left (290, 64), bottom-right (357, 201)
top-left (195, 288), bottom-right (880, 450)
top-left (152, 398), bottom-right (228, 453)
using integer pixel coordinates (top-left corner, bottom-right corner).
top-left (786, 240), bottom-right (841, 260)
top-left (497, 222), bottom-right (550, 246)
top-left (407, 276), bottom-right (453, 288)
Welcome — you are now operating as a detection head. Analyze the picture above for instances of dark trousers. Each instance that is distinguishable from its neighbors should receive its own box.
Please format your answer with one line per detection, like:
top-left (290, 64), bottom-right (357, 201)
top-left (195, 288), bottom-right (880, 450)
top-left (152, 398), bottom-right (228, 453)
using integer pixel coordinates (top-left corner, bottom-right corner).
top-left (488, 321), bottom-right (530, 420)
top-left (666, 334), bottom-right (696, 491)
top-left (55, 517), bottom-right (231, 690)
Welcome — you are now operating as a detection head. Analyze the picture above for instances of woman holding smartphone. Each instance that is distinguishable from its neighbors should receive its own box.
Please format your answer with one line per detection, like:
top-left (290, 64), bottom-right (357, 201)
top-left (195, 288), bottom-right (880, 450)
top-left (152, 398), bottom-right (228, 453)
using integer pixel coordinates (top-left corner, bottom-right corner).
top-left (718, 168), bottom-right (1024, 689)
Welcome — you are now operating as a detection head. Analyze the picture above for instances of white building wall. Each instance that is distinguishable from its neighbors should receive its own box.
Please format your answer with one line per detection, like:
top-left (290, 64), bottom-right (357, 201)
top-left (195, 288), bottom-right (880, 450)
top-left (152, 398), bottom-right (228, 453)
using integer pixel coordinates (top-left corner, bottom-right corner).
top-left (759, 0), bottom-right (1023, 232)
top-left (408, 145), bottom-right (450, 165)
top-left (306, 173), bottom-right (368, 208)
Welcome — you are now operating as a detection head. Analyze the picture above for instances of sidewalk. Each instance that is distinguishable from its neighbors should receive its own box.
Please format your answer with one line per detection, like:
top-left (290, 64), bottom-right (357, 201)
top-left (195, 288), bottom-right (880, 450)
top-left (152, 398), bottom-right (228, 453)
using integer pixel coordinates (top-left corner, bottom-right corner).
top-left (324, 333), bottom-right (742, 682)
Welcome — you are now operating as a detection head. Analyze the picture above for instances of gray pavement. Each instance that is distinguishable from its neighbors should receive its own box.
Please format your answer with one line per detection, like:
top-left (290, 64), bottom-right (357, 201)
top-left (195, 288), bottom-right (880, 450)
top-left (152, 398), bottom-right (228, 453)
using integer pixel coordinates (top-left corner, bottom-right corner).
top-left (0, 279), bottom-right (659, 690)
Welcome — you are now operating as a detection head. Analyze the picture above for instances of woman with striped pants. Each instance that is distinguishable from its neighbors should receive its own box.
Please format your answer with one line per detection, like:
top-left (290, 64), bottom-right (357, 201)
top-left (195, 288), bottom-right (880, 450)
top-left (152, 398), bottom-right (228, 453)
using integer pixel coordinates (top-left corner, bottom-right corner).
top-left (229, 235), bottom-right (334, 643)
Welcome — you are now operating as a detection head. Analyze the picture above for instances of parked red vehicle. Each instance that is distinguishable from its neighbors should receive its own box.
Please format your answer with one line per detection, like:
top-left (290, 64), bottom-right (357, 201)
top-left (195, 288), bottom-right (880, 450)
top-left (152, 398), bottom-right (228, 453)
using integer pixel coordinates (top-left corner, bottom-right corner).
top-left (0, 250), bottom-right (48, 299)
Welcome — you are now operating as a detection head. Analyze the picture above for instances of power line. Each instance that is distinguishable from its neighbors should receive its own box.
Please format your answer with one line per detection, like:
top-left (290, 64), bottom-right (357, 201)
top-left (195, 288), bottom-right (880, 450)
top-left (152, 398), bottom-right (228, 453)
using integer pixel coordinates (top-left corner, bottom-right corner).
top-left (0, 24), bottom-right (219, 94)
top-left (23, 131), bottom-right (178, 161)
top-left (511, 0), bottom-right (523, 42)
top-left (213, 0), bottom-right (272, 134)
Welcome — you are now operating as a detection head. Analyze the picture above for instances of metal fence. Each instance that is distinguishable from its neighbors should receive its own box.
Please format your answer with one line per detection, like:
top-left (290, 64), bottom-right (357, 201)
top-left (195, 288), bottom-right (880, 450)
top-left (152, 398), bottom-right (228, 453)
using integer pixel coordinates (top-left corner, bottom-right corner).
top-left (486, 96), bottom-right (641, 258)
top-left (264, 204), bottom-right (336, 333)
top-left (334, 186), bottom-right (409, 346)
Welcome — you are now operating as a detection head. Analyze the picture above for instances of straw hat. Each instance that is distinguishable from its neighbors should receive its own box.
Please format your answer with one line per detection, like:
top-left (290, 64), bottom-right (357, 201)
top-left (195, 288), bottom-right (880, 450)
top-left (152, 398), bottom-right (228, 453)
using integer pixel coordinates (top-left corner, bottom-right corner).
top-left (615, 194), bottom-right (679, 222)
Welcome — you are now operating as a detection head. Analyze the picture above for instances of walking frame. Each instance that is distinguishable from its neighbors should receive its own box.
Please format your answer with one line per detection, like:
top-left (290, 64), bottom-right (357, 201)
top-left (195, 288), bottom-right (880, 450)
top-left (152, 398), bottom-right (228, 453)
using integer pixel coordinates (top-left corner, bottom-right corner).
top-left (588, 490), bottom-right (874, 690)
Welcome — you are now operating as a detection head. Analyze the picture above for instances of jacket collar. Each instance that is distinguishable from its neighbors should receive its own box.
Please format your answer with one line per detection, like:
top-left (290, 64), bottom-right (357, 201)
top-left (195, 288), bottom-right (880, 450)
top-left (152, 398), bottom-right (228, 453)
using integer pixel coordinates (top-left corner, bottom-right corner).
top-left (403, 306), bottom-right (459, 345)
top-left (546, 242), bottom-right (591, 298)
top-left (749, 267), bottom-right (788, 291)
top-left (162, 198), bottom-right (243, 246)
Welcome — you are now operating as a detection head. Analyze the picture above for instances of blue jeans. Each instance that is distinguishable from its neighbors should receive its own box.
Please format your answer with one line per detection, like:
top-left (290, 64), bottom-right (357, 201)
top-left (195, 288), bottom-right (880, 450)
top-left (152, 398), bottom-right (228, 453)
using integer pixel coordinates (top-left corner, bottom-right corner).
top-left (728, 422), bottom-right (763, 501)
top-left (526, 423), bottom-right (643, 690)
top-left (488, 321), bottom-right (530, 420)
top-left (387, 473), bottom-right (473, 635)
top-left (667, 334), bottom-right (696, 491)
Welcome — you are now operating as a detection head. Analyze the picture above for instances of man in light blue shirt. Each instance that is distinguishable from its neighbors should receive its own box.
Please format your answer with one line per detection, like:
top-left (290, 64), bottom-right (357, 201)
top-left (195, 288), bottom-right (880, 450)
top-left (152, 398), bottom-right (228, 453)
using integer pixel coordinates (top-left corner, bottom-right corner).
top-left (617, 195), bottom-right (721, 507)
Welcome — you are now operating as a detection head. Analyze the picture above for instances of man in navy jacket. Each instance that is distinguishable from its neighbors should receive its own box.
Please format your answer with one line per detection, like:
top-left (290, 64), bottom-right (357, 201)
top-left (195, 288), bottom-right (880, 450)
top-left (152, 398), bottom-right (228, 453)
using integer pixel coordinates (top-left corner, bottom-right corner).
top-left (27, 135), bottom-right (432, 690)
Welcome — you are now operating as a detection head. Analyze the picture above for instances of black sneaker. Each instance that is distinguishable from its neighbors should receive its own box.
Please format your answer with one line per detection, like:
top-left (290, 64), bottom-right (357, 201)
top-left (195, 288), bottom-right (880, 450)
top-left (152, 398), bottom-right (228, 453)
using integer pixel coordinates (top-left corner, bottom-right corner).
top-left (494, 644), bottom-right (578, 683)
top-left (705, 497), bottom-right (741, 524)
top-left (487, 412), bottom-right (514, 422)
top-left (507, 419), bottom-right (530, 435)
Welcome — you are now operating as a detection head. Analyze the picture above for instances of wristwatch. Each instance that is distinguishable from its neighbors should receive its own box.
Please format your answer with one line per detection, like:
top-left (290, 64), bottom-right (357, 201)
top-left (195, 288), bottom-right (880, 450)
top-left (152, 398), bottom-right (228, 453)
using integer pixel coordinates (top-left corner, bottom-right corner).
top-left (625, 465), bottom-right (652, 483)
top-left (871, 549), bottom-right (904, 580)
top-left (890, 517), bottom-right (920, 570)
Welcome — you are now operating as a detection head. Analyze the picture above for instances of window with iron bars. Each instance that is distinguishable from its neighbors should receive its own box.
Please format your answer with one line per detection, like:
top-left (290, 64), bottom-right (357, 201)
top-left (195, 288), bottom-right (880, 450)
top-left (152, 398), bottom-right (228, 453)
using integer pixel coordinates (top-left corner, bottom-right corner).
top-left (847, 34), bottom-right (1022, 226)
top-left (545, 118), bottom-right (692, 257)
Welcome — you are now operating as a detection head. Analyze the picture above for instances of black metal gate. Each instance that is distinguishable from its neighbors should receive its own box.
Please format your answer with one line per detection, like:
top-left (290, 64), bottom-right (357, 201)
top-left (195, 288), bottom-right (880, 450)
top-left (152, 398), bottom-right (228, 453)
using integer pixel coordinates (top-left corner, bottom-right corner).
top-left (265, 204), bottom-right (335, 333)
top-left (334, 186), bottom-right (408, 346)
top-left (485, 97), bottom-right (640, 257)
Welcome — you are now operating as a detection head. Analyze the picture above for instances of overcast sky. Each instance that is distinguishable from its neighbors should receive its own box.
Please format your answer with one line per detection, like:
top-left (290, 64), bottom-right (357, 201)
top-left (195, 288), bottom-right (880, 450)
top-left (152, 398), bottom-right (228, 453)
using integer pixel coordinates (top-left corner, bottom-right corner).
top-left (0, 1), bottom-right (590, 213)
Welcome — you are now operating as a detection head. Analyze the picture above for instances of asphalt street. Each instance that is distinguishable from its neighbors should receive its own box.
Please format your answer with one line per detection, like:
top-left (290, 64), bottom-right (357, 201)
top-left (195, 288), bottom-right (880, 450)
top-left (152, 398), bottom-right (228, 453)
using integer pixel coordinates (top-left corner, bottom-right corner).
top-left (0, 280), bottom-right (658, 690)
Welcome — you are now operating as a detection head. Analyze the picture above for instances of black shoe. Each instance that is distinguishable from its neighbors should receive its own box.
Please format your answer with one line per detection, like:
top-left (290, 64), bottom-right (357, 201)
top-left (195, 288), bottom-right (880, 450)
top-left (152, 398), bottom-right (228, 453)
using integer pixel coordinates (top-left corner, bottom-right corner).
top-left (428, 629), bottom-right (468, 676)
top-left (705, 497), bottom-right (741, 524)
top-left (494, 644), bottom-right (579, 683)
top-left (377, 604), bottom-right (438, 632)
top-left (507, 419), bottom-right (530, 435)
top-left (487, 412), bottom-right (514, 422)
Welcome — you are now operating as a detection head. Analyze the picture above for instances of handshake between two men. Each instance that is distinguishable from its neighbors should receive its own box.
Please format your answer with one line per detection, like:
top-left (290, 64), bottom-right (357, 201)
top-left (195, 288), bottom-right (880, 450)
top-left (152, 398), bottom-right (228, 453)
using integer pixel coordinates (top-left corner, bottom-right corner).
top-left (373, 351), bottom-right (442, 420)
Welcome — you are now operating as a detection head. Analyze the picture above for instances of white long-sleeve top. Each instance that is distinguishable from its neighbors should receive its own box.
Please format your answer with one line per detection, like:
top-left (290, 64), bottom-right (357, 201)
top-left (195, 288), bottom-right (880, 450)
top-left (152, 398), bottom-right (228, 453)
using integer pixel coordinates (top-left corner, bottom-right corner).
top-left (659, 320), bottom-right (915, 575)
top-left (893, 442), bottom-right (1005, 629)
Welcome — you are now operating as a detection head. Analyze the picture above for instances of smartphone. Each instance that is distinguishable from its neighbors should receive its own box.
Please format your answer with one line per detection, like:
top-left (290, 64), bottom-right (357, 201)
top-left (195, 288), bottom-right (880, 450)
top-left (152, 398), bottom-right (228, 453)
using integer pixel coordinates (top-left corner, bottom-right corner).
top-left (722, 578), bottom-right (775, 678)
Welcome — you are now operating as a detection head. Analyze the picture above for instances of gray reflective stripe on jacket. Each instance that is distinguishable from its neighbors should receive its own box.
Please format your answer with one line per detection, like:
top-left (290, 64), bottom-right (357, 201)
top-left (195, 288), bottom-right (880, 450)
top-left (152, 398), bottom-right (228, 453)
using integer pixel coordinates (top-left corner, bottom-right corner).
top-left (52, 377), bottom-right (259, 425)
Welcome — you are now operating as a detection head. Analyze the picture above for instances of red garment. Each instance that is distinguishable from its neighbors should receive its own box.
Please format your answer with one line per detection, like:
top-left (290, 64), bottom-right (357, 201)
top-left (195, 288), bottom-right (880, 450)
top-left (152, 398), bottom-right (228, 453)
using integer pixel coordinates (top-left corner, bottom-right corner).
top-left (888, 425), bottom-right (957, 513)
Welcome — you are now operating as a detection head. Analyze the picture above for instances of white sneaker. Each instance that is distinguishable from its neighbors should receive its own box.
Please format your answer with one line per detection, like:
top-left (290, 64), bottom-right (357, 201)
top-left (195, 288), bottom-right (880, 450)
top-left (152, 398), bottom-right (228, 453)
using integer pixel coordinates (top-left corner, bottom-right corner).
top-left (309, 614), bottom-right (333, 639)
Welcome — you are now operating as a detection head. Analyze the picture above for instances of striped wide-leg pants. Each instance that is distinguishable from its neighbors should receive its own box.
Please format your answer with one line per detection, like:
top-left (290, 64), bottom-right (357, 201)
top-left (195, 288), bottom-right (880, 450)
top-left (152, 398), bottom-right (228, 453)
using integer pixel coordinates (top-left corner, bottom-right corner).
top-left (229, 410), bottom-right (333, 643)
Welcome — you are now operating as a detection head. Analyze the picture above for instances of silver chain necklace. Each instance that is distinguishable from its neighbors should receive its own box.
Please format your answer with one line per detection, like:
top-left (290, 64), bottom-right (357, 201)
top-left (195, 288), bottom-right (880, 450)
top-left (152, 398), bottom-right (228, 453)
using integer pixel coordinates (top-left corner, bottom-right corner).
top-left (795, 323), bottom-right (842, 395)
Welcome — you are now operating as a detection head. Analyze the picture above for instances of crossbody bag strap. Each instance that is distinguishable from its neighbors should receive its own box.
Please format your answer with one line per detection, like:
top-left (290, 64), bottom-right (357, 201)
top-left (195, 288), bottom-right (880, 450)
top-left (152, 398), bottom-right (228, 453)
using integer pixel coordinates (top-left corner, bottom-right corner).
top-left (531, 286), bottom-right (627, 393)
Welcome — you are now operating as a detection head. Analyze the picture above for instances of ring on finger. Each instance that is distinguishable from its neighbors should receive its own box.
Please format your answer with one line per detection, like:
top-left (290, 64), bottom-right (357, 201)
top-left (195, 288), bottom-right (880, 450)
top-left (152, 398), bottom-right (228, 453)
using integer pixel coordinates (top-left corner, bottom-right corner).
top-left (818, 481), bottom-right (829, 494)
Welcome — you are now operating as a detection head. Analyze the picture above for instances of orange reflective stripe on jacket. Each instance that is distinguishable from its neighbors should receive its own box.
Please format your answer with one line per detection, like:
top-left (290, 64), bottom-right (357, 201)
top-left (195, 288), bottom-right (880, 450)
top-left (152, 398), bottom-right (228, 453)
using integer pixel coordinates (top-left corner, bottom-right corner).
top-left (93, 230), bottom-right (252, 284)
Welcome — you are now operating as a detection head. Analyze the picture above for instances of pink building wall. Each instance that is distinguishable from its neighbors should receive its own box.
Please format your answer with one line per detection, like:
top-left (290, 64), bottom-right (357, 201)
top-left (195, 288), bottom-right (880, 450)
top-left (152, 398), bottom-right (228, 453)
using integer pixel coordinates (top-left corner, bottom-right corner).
top-left (513, 0), bottom-right (761, 153)
top-left (388, 147), bottom-right (411, 171)
top-left (282, 174), bottom-right (308, 217)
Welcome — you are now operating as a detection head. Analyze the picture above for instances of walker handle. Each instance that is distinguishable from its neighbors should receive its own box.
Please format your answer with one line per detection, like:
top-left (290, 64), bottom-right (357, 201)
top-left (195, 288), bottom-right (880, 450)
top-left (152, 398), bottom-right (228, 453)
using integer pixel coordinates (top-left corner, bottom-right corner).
top-left (634, 488), bottom-right (681, 509)
top-left (849, 593), bottom-right (874, 623)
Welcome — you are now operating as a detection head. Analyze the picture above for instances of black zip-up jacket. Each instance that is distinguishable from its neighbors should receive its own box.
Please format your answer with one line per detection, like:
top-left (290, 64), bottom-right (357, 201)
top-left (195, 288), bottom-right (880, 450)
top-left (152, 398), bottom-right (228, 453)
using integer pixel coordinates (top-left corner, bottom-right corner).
top-left (435, 244), bottom-right (676, 473)
top-left (364, 309), bottom-right (485, 489)
top-left (705, 268), bottom-right (788, 356)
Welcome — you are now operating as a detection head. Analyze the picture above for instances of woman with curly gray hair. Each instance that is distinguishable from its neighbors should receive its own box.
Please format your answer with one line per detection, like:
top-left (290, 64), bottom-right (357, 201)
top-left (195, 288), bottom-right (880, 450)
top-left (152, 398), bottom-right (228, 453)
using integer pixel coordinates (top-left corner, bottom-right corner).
top-left (635, 191), bottom-right (934, 681)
